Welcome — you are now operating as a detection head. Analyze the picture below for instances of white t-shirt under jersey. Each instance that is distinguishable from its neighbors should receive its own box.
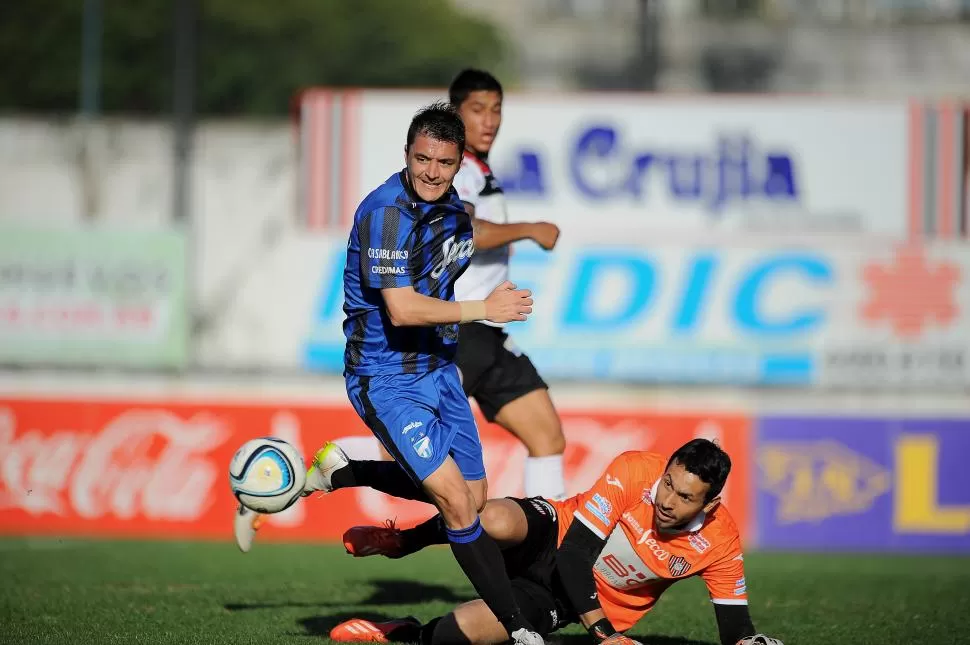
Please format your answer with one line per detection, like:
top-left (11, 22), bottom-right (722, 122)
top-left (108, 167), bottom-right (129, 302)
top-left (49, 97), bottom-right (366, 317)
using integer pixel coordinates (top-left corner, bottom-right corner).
top-left (452, 151), bottom-right (511, 326)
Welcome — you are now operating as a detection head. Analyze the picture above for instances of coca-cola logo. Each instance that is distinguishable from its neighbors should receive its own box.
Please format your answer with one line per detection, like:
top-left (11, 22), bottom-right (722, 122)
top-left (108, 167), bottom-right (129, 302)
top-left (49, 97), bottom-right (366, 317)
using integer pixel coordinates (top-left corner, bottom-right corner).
top-left (0, 407), bottom-right (230, 521)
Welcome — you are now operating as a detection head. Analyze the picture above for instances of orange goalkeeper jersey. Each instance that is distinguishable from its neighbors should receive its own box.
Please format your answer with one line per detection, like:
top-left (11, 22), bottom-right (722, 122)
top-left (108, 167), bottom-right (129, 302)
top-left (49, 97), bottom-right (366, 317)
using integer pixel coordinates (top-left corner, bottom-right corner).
top-left (550, 451), bottom-right (748, 631)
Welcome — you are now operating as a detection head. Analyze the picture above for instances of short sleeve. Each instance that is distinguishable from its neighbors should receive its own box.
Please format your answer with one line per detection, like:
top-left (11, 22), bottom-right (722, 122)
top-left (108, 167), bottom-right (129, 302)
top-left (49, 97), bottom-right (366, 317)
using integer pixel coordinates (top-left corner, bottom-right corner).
top-left (571, 452), bottom-right (645, 540)
top-left (701, 539), bottom-right (748, 606)
top-left (358, 207), bottom-right (415, 289)
top-left (452, 162), bottom-right (486, 206)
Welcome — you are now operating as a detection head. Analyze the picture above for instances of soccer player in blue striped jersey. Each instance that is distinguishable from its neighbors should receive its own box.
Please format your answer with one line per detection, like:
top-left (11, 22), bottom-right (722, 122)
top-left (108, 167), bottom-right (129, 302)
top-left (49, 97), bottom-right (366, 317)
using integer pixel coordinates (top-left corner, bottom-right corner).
top-left (309, 102), bottom-right (543, 645)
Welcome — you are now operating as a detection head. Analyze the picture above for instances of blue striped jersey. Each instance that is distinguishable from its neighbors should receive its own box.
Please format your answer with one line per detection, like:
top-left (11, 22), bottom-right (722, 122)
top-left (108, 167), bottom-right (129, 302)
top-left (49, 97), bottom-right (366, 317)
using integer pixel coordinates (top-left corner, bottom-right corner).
top-left (342, 171), bottom-right (475, 375)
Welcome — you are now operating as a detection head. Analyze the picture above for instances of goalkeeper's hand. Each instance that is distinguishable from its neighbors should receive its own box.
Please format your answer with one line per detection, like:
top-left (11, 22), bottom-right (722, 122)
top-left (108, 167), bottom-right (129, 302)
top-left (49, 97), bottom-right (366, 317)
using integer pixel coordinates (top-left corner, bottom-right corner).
top-left (736, 635), bottom-right (784, 645)
top-left (600, 634), bottom-right (643, 645)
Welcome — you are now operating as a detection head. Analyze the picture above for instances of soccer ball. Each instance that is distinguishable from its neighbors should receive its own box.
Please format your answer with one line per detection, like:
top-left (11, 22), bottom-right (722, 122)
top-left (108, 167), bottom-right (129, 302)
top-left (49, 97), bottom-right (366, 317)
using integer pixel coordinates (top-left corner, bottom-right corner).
top-left (228, 438), bottom-right (307, 514)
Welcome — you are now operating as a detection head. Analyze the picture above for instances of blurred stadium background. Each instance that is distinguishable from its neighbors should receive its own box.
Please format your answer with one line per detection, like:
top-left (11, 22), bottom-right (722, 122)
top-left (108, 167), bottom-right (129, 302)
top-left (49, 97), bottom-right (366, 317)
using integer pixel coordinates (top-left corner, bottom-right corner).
top-left (1, 1), bottom-right (969, 643)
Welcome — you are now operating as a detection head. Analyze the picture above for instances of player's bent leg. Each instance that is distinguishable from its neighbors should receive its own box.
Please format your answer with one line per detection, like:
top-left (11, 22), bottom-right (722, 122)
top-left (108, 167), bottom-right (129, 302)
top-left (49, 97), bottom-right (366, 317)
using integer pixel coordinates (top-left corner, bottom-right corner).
top-left (423, 457), bottom-right (480, 530)
top-left (422, 457), bottom-right (542, 642)
top-left (492, 389), bottom-right (566, 500)
top-left (450, 575), bottom-right (562, 645)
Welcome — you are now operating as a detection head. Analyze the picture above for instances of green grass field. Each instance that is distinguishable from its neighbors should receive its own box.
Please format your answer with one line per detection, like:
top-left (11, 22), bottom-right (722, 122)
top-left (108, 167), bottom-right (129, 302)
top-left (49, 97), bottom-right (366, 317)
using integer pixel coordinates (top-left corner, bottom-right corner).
top-left (2, 537), bottom-right (968, 645)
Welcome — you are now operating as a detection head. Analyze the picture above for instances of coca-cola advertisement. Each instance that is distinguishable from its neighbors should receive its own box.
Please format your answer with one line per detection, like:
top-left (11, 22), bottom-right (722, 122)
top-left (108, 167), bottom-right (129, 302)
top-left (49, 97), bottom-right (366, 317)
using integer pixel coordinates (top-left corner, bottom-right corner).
top-left (0, 397), bottom-right (752, 542)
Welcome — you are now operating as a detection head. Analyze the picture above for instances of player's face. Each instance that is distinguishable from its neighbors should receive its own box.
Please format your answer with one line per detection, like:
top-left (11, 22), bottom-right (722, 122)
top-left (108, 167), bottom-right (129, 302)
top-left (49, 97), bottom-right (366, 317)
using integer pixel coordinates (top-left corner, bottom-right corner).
top-left (405, 133), bottom-right (461, 202)
top-left (653, 461), bottom-right (719, 530)
top-left (458, 90), bottom-right (502, 155)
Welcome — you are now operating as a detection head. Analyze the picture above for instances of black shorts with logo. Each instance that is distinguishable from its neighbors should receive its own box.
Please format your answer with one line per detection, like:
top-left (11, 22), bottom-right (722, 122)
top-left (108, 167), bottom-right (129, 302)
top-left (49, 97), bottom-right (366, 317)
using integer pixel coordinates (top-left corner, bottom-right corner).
top-left (503, 497), bottom-right (577, 636)
top-left (455, 323), bottom-right (548, 422)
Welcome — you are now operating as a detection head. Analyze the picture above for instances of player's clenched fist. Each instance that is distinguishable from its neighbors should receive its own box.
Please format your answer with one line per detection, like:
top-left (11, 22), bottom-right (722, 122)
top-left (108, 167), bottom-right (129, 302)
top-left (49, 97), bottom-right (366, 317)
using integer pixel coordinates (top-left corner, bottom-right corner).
top-left (485, 280), bottom-right (533, 323)
top-left (530, 222), bottom-right (560, 251)
top-left (736, 635), bottom-right (784, 645)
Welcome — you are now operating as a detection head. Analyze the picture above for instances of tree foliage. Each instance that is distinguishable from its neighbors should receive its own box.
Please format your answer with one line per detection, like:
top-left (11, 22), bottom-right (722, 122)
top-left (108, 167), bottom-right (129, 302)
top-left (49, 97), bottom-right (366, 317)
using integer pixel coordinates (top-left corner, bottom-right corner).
top-left (0, 0), bottom-right (508, 116)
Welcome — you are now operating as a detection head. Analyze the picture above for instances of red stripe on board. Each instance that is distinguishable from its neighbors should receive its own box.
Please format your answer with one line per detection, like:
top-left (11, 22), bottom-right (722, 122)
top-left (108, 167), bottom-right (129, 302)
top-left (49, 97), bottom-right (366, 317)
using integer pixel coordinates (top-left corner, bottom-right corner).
top-left (340, 91), bottom-right (361, 232)
top-left (908, 102), bottom-right (924, 241)
top-left (309, 92), bottom-right (332, 231)
top-left (937, 102), bottom-right (955, 239)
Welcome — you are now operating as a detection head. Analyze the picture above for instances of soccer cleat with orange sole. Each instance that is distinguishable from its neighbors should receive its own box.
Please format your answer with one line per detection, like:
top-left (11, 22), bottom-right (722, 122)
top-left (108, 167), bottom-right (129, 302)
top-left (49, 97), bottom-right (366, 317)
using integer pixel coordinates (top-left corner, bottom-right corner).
top-left (329, 617), bottom-right (421, 643)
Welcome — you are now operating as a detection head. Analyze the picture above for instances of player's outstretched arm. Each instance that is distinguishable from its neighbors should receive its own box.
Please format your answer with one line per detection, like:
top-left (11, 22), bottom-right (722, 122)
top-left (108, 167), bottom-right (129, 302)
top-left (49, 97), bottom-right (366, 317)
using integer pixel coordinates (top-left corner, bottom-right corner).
top-left (382, 281), bottom-right (532, 327)
top-left (555, 520), bottom-right (618, 642)
top-left (464, 202), bottom-right (560, 251)
top-left (472, 218), bottom-right (560, 251)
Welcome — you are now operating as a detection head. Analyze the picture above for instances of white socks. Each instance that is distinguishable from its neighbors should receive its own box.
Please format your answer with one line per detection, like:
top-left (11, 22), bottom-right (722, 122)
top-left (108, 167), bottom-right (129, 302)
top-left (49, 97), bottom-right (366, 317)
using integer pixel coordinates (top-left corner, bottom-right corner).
top-left (524, 454), bottom-right (566, 500)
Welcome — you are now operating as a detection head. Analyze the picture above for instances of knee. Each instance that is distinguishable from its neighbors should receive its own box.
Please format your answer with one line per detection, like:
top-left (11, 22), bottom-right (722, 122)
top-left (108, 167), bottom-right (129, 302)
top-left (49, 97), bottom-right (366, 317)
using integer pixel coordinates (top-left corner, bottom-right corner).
top-left (435, 485), bottom-right (478, 527)
top-left (479, 501), bottom-right (513, 537)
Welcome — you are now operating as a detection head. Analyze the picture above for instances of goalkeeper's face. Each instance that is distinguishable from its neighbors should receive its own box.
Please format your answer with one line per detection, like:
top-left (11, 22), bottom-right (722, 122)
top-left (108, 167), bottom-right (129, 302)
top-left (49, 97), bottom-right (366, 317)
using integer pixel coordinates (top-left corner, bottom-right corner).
top-left (653, 461), bottom-right (721, 530)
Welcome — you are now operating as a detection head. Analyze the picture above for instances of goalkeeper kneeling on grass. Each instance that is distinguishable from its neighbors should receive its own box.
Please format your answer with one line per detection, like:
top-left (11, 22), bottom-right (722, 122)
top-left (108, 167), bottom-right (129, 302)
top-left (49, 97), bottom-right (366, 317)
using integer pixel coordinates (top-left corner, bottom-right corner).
top-left (330, 439), bottom-right (783, 645)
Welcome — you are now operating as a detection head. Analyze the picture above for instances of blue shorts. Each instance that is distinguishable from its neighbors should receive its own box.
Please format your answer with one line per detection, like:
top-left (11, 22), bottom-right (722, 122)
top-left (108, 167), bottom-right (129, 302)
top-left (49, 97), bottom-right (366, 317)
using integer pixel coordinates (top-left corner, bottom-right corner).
top-left (345, 363), bottom-right (486, 483)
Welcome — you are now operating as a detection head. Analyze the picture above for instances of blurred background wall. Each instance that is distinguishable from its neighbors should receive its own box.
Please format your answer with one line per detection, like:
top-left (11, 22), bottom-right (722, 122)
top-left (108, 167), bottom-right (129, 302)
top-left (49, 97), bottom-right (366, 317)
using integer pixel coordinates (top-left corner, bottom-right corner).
top-left (0, 0), bottom-right (968, 551)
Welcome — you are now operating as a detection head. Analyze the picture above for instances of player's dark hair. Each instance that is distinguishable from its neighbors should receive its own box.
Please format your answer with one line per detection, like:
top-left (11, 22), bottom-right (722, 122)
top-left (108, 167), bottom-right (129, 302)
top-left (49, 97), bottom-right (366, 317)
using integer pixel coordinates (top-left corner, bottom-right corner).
top-left (666, 439), bottom-right (732, 504)
top-left (449, 68), bottom-right (503, 107)
top-left (406, 101), bottom-right (465, 153)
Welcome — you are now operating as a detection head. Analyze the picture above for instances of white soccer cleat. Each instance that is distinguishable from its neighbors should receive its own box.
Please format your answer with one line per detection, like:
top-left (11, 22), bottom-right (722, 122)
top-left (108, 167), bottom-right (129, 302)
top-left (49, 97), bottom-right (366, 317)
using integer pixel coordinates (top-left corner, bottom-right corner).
top-left (511, 628), bottom-right (545, 645)
top-left (303, 442), bottom-right (351, 495)
top-left (234, 503), bottom-right (266, 553)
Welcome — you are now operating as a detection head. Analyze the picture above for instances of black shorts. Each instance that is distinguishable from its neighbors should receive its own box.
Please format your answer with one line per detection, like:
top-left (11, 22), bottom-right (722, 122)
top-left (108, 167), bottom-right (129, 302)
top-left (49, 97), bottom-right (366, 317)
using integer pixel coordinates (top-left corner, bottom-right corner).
top-left (455, 323), bottom-right (548, 422)
top-left (502, 497), bottom-right (577, 636)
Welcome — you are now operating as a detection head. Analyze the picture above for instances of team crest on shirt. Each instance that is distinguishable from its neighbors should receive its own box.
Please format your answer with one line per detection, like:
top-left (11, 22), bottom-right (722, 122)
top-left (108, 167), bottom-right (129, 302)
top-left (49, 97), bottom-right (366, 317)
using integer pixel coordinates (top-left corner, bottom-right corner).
top-left (667, 555), bottom-right (692, 577)
top-left (688, 533), bottom-right (711, 554)
top-left (413, 435), bottom-right (433, 460)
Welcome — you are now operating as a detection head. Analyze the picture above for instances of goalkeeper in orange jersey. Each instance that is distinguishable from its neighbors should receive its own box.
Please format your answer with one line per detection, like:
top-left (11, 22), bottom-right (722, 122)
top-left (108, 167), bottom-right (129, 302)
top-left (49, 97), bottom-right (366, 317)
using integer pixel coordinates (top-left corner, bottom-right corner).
top-left (329, 439), bottom-right (783, 645)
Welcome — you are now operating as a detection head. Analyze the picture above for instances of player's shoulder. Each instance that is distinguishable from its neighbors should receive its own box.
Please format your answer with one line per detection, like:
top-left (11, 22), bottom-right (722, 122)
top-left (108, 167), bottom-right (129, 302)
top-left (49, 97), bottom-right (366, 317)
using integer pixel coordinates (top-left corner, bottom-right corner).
top-left (355, 172), bottom-right (418, 222)
top-left (614, 450), bottom-right (667, 472)
top-left (454, 154), bottom-right (488, 199)
top-left (460, 151), bottom-right (490, 177)
top-left (699, 503), bottom-right (742, 548)
top-left (609, 450), bottom-right (667, 486)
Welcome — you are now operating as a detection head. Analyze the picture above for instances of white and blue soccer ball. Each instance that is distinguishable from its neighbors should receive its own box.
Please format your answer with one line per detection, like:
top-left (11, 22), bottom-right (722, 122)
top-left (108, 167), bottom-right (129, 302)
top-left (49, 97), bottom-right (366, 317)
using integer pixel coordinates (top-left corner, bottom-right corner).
top-left (228, 437), bottom-right (307, 514)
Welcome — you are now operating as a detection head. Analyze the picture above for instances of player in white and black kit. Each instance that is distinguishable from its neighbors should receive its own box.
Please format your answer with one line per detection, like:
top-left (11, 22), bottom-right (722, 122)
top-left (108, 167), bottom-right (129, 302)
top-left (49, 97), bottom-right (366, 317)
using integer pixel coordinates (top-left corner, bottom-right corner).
top-left (447, 69), bottom-right (566, 500)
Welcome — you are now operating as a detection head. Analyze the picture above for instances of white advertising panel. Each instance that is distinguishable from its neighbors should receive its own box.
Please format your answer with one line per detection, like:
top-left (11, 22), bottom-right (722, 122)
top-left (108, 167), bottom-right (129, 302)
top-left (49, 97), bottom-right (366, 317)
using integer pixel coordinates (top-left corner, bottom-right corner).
top-left (304, 91), bottom-right (914, 240)
top-left (198, 233), bottom-right (970, 388)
